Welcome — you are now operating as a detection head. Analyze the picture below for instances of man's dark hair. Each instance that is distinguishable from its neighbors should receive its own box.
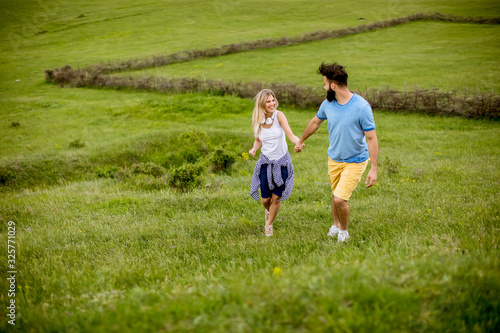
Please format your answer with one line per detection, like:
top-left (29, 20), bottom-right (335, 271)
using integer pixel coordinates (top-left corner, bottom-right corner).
top-left (317, 62), bottom-right (348, 87)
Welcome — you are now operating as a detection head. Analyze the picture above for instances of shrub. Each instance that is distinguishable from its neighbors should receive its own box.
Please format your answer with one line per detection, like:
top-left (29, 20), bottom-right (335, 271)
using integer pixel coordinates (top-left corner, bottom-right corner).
top-left (95, 165), bottom-right (119, 178)
top-left (114, 167), bottom-right (133, 180)
top-left (0, 165), bottom-right (17, 186)
top-left (161, 129), bottom-right (211, 166)
top-left (209, 147), bottom-right (236, 173)
top-left (168, 161), bottom-right (206, 191)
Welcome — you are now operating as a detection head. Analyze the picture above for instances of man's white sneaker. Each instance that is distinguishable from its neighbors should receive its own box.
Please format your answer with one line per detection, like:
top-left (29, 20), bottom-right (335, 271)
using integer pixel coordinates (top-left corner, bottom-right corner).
top-left (337, 230), bottom-right (350, 242)
top-left (327, 225), bottom-right (340, 237)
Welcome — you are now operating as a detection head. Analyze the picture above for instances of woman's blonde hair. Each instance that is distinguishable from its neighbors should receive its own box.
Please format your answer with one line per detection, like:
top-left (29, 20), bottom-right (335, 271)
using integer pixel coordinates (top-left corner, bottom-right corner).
top-left (252, 89), bottom-right (278, 137)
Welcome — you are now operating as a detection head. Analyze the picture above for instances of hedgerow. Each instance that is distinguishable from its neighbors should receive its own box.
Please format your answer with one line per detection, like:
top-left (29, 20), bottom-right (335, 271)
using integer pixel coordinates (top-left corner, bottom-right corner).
top-left (44, 12), bottom-right (500, 119)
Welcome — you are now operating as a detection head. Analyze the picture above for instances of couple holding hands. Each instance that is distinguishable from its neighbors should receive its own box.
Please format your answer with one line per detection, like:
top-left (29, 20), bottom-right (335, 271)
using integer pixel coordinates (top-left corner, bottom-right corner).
top-left (249, 62), bottom-right (379, 242)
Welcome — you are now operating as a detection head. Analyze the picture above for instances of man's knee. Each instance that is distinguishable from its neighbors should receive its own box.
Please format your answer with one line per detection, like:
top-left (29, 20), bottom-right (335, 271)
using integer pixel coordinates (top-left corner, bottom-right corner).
top-left (333, 196), bottom-right (347, 207)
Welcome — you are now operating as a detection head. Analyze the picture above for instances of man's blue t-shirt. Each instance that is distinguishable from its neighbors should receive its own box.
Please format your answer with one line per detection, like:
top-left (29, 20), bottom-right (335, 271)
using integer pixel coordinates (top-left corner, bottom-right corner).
top-left (316, 93), bottom-right (375, 163)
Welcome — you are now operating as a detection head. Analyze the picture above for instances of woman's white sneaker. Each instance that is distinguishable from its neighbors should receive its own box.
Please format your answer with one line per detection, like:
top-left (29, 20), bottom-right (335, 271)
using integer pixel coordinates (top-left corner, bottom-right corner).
top-left (327, 225), bottom-right (340, 237)
top-left (337, 230), bottom-right (350, 242)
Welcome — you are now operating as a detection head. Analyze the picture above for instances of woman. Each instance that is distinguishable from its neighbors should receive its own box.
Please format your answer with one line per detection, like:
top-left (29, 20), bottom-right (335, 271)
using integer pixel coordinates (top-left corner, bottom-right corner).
top-left (249, 89), bottom-right (300, 236)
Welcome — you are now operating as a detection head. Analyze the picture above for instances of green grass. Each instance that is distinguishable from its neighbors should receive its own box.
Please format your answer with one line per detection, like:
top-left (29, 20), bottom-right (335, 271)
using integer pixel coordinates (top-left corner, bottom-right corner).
top-left (0, 0), bottom-right (499, 331)
top-left (1, 101), bottom-right (499, 331)
top-left (124, 22), bottom-right (500, 92)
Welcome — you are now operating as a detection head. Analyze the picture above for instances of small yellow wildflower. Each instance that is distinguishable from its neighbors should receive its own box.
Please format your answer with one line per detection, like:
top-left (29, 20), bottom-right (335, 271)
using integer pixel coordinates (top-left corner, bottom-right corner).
top-left (273, 267), bottom-right (283, 276)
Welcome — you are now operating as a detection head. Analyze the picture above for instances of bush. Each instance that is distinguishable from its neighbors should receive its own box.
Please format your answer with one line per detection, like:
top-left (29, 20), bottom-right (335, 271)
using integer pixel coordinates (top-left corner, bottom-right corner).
top-left (209, 147), bottom-right (236, 173)
top-left (94, 165), bottom-right (120, 178)
top-left (0, 165), bottom-right (17, 186)
top-left (168, 162), bottom-right (206, 191)
top-left (162, 129), bottom-right (211, 166)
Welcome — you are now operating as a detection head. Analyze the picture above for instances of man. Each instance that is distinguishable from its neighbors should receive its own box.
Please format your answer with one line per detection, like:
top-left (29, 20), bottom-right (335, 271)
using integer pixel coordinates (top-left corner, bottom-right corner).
top-left (294, 62), bottom-right (378, 242)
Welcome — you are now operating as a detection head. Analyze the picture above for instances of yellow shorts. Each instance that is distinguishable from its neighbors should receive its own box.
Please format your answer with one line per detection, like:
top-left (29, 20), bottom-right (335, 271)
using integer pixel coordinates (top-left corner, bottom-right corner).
top-left (328, 158), bottom-right (368, 201)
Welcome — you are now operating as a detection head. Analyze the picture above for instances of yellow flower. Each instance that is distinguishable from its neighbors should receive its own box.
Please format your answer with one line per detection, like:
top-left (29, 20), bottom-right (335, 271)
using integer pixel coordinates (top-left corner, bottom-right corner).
top-left (241, 152), bottom-right (249, 160)
top-left (273, 267), bottom-right (283, 276)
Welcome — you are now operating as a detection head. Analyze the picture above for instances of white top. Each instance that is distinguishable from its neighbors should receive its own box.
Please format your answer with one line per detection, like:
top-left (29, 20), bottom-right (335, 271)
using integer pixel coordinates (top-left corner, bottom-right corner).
top-left (259, 111), bottom-right (288, 161)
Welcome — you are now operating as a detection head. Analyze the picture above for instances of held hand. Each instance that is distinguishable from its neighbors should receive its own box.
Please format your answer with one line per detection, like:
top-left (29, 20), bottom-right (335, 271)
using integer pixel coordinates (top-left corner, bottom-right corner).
top-left (249, 148), bottom-right (256, 157)
top-left (365, 169), bottom-right (378, 188)
top-left (294, 142), bottom-right (305, 153)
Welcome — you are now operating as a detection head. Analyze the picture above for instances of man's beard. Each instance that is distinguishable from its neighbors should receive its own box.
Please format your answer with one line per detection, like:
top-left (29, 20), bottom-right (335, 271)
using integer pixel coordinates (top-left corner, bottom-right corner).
top-left (326, 89), bottom-right (336, 102)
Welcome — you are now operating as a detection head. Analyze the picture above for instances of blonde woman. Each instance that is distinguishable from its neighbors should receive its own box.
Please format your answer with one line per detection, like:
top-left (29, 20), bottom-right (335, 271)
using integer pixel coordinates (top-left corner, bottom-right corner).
top-left (249, 89), bottom-right (300, 236)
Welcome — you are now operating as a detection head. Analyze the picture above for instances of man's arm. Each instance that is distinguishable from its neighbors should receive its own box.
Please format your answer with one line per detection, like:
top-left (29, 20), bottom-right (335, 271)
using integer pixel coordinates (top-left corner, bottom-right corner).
top-left (294, 116), bottom-right (324, 153)
top-left (364, 129), bottom-right (378, 188)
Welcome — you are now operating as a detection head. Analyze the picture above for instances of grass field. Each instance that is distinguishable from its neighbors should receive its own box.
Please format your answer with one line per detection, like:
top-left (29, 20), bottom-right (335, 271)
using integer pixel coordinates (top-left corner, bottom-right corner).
top-left (1, 0), bottom-right (499, 332)
top-left (124, 22), bottom-right (500, 92)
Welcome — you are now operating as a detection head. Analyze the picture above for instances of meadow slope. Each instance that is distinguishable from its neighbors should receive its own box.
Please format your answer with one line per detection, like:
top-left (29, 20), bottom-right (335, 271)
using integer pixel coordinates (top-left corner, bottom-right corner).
top-left (0, 0), bottom-right (499, 332)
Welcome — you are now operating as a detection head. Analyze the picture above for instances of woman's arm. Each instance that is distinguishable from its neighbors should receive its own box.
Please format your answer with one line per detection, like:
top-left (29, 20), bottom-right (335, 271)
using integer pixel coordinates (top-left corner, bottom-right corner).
top-left (249, 137), bottom-right (262, 157)
top-left (277, 111), bottom-right (299, 145)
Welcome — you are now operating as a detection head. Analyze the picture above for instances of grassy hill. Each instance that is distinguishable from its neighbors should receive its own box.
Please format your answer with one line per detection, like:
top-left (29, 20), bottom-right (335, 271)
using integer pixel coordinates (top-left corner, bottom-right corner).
top-left (0, 0), bottom-right (499, 331)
